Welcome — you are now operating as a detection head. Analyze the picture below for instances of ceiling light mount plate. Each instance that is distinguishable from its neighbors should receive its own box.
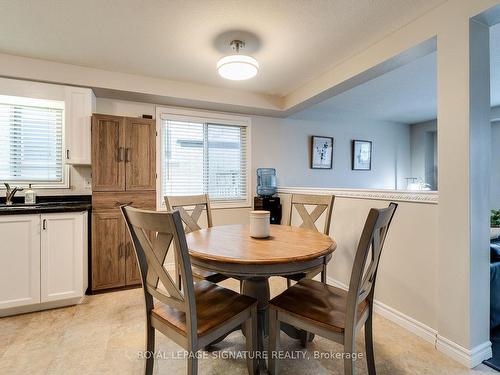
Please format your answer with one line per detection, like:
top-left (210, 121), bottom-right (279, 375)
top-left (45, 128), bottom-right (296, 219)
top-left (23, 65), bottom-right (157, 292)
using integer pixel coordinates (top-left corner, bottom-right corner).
top-left (217, 39), bottom-right (259, 81)
top-left (230, 40), bottom-right (245, 53)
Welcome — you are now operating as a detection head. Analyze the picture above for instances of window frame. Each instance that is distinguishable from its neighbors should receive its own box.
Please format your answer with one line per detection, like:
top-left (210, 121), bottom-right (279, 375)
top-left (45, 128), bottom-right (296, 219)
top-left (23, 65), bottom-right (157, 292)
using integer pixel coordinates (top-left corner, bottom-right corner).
top-left (0, 95), bottom-right (69, 189)
top-left (156, 106), bottom-right (252, 210)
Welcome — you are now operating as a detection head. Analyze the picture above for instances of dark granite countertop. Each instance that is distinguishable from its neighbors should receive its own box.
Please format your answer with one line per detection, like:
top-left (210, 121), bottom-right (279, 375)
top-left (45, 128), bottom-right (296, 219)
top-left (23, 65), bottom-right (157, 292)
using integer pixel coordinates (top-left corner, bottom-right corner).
top-left (0, 195), bottom-right (91, 215)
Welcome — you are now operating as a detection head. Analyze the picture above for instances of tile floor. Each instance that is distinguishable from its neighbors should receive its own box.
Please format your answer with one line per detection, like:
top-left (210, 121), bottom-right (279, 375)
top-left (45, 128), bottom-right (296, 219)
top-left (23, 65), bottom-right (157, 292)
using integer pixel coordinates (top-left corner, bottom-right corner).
top-left (0, 278), bottom-right (496, 375)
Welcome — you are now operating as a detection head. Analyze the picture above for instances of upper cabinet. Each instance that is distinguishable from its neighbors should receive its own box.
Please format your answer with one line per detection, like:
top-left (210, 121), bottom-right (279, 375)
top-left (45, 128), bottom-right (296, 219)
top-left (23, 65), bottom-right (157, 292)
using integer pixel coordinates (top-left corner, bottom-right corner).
top-left (92, 114), bottom-right (156, 192)
top-left (125, 117), bottom-right (156, 190)
top-left (92, 115), bottom-right (126, 191)
top-left (65, 87), bottom-right (95, 165)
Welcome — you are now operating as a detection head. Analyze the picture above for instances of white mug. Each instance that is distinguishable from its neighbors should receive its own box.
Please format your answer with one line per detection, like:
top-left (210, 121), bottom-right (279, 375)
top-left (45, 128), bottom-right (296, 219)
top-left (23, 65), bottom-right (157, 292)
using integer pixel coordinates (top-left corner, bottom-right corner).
top-left (250, 210), bottom-right (270, 238)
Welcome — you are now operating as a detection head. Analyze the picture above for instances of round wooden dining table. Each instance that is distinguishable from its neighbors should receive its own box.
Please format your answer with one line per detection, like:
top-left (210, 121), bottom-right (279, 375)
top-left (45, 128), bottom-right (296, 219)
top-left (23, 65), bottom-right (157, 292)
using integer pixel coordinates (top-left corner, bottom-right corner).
top-left (185, 223), bottom-right (336, 362)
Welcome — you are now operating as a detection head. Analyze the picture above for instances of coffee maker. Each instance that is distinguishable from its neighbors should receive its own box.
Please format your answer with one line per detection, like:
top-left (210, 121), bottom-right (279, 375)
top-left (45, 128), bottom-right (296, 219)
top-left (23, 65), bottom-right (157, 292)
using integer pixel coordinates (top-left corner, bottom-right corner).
top-left (254, 168), bottom-right (282, 224)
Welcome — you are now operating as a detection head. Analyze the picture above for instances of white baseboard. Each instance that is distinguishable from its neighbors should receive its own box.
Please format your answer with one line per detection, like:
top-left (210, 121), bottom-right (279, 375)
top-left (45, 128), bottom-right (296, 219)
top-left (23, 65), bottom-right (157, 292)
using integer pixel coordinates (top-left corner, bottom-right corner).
top-left (373, 300), bottom-right (438, 345)
top-left (436, 336), bottom-right (492, 368)
top-left (326, 276), bottom-right (437, 345)
top-left (325, 277), bottom-right (492, 369)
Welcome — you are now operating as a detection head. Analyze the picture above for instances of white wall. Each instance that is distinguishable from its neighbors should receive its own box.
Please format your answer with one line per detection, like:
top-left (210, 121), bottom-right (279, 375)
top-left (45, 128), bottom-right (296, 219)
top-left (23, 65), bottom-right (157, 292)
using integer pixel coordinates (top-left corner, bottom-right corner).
top-left (491, 120), bottom-right (500, 209)
top-left (251, 116), bottom-right (411, 190)
top-left (410, 120), bottom-right (438, 190)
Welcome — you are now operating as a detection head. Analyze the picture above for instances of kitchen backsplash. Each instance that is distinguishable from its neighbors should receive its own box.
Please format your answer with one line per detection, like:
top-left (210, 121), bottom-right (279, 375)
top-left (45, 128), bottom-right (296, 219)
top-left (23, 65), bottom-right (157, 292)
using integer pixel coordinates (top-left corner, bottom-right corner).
top-left (0, 165), bottom-right (92, 196)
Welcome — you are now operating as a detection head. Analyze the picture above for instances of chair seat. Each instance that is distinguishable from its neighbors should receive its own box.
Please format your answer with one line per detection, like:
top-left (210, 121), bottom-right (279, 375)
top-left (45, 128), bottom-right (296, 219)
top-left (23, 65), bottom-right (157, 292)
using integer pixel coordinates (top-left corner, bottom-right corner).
top-left (152, 280), bottom-right (256, 337)
top-left (192, 267), bottom-right (228, 284)
top-left (269, 279), bottom-right (368, 333)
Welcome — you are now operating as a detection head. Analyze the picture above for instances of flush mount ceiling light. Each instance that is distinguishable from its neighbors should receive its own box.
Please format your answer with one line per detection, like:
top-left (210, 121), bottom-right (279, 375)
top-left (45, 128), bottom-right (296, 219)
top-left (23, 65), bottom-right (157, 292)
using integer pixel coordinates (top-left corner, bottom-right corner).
top-left (217, 40), bottom-right (259, 80)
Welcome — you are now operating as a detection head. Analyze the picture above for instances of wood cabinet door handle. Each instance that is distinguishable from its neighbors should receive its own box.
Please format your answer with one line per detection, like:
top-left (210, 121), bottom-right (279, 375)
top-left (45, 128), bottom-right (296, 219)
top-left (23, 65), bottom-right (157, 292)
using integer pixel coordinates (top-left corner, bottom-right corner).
top-left (118, 147), bottom-right (124, 162)
top-left (118, 243), bottom-right (124, 258)
top-left (125, 148), bottom-right (131, 162)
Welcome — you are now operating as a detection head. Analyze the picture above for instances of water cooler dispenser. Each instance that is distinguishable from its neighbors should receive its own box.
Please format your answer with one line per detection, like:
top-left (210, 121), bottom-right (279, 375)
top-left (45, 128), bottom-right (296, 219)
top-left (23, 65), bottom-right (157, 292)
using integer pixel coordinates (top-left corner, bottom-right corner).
top-left (254, 168), bottom-right (282, 224)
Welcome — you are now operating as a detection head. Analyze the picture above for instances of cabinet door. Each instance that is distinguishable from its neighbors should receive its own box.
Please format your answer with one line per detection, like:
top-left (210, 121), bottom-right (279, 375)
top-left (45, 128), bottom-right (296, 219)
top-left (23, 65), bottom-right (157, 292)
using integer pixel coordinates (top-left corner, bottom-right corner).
top-left (0, 215), bottom-right (40, 309)
top-left (92, 210), bottom-right (126, 290)
top-left (40, 212), bottom-right (86, 302)
top-left (65, 87), bottom-right (94, 165)
top-left (125, 117), bottom-right (156, 191)
top-left (125, 237), bottom-right (141, 286)
top-left (92, 115), bottom-right (125, 191)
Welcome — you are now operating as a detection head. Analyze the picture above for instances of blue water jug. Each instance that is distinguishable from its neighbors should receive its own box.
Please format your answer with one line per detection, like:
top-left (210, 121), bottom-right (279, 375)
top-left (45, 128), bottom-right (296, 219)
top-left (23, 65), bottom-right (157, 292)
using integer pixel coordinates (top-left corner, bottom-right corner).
top-left (256, 168), bottom-right (277, 197)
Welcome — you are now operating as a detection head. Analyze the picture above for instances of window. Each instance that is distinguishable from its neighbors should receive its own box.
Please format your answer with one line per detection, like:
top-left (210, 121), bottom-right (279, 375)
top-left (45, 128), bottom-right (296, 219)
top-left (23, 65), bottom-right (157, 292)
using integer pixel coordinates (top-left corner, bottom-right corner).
top-left (159, 109), bottom-right (250, 207)
top-left (0, 95), bottom-right (65, 185)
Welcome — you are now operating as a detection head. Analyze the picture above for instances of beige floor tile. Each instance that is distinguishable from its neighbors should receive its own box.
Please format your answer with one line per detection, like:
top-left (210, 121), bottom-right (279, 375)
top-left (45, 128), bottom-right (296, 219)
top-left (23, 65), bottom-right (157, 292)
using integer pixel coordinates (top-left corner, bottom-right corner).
top-left (0, 279), bottom-right (496, 375)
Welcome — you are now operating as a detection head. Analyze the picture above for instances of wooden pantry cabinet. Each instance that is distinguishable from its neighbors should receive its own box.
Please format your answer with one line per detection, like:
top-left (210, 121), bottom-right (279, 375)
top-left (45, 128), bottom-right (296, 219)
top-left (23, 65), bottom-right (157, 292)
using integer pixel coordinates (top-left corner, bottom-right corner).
top-left (91, 114), bottom-right (156, 192)
top-left (91, 114), bottom-right (156, 292)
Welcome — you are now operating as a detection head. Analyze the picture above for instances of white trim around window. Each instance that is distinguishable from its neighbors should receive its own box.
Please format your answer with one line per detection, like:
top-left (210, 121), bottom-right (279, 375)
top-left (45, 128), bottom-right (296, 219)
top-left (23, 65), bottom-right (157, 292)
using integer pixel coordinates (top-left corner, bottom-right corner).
top-left (0, 94), bottom-right (69, 189)
top-left (155, 106), bottom-right (252, 210)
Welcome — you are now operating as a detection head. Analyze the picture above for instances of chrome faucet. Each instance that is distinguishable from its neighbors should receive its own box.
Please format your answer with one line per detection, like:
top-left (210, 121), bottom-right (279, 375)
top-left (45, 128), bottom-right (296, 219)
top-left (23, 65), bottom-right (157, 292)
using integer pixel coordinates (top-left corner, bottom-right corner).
top-left (4, 183), bottom-right (23, 205)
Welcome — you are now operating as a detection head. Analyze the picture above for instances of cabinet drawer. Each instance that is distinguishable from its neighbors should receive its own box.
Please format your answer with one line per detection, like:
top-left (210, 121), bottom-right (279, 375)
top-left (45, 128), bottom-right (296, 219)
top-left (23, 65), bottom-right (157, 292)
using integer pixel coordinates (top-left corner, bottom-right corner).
top-left (92, 191), bottom-right (156, 210)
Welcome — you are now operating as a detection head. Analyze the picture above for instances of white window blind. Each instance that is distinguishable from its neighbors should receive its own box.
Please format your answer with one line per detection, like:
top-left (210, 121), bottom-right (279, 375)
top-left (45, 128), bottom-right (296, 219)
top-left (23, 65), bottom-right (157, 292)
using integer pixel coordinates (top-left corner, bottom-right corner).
top-left (162, 119), bottom-right (248, 202)
top-left (0, 98), bottom-right (64, 183)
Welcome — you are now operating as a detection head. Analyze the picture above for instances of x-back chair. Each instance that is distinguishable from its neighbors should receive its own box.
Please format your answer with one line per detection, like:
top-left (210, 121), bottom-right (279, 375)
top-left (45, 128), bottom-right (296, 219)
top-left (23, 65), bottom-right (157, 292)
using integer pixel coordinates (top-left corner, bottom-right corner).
top-left (121, 206), bottom-right (258, 375)
top-left (286, 193), bottom-right (335, 287)
top-left (164, 194), bottom-right (229, 288)
top-left (269, 203), bottom-right (397, 375)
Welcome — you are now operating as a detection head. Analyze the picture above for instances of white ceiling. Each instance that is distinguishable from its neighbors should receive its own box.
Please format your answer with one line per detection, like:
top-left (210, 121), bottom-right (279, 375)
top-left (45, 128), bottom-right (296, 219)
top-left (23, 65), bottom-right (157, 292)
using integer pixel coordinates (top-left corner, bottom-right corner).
top-left (0, 0), bottom-right (446, 96)
top-left (293, 22), bottom-right (500, 125)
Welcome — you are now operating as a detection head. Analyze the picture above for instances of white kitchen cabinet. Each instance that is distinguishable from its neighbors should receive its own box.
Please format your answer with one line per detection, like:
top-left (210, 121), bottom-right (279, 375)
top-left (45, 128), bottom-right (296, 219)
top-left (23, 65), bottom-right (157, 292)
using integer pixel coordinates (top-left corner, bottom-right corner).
top-left (65, 87), bottom-right (95, 165)
top-left (0, 215), bottom-right (40, 309)
top-left (40, 212), bottom-right (87, 303)
top-left (0, 211), bottom-right (88, 316)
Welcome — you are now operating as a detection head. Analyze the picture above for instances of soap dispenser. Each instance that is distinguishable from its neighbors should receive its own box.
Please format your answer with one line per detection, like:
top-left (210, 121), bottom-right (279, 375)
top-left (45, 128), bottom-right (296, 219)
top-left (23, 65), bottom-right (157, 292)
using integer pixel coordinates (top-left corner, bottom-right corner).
top-left (24, 184), bottom-right (36, 204)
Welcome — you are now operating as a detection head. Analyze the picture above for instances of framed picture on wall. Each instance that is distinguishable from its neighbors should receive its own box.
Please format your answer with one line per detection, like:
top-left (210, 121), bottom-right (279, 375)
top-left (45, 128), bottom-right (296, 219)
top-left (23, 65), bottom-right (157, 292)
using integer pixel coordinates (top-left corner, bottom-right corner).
top-left (352, 140), bottom-right (372, 170)
top-left (311, 136), bottom-right (334, 169)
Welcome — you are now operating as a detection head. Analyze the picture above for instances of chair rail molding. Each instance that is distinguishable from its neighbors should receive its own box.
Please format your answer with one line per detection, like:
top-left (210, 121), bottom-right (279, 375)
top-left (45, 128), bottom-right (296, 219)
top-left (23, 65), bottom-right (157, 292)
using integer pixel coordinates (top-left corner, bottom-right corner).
top-left (278, 187), bottom-right (438, 204)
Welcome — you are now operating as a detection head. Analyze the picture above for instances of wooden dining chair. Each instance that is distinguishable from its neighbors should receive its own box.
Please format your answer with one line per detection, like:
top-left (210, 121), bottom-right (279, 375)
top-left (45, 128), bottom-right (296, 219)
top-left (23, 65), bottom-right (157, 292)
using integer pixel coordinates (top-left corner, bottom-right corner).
top-left (269, 203), bottom-right (397, 375)
top-left (121, 206), bottom-right (258, 375)
top-left (165, 194), bottom-right (229, 288)
top-left (286, 193), bottom-right (335, 287)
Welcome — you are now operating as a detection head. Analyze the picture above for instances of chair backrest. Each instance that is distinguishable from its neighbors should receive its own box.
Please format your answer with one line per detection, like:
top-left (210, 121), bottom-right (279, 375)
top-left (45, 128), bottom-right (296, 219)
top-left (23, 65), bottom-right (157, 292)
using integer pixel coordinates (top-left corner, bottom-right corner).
top-left (289, 193), bottom-right (335, 235)
top-left (164, 194), bottom-right (212, 233)
top-left (345, 203), bottom-right (398, 331)
top-left (120, 206), bottom-right (197, 343)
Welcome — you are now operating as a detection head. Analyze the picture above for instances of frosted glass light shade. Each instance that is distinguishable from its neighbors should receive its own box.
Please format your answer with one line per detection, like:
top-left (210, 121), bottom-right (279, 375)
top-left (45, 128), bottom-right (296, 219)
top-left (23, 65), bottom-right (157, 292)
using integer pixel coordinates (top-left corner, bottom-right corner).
top-left (217, 54), bottom-right (259, 80)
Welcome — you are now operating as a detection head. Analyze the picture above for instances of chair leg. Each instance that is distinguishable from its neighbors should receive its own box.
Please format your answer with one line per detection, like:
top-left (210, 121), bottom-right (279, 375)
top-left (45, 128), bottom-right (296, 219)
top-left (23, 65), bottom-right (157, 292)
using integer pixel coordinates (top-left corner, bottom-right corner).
top-left (365, 312), bottom-right (376, 375)
top-left (299, 331), bottom-right (310, 348)
top-left (343, 331), bottom-right (356, 375)
top-left (187, 355), bottom-right (198, 375)
top-left (286, 278), bottom-right (291, 288)
top-left (244, 305), bottom-right (258, 375)
top-left (145, 325), bottom-right (155, 375)
top-left (321, 264), bottom-right (327, 283)
top-left (268, 307), bottom-right (280, 375)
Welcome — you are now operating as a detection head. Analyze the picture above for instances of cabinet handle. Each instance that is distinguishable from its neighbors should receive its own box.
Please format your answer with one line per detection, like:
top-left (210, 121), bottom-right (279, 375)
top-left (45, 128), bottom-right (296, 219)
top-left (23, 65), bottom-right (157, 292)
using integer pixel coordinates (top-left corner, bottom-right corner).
top-left (118, 147), bottom-right (124, 162)
top-left (66, 149), bottom-right (70, 160)
top-left (125, 148), bottom-right (131, 162)
top-left (42, 219), bottom-right (47, 230)
top-left (118, 244), bottom-right (123, 258)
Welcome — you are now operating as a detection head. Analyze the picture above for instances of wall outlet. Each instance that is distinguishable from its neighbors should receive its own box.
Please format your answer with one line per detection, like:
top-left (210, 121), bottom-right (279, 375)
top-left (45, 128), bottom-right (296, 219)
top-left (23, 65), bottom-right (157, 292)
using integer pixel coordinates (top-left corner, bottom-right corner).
top-left (83, 176), bottom-right (92, 190)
